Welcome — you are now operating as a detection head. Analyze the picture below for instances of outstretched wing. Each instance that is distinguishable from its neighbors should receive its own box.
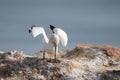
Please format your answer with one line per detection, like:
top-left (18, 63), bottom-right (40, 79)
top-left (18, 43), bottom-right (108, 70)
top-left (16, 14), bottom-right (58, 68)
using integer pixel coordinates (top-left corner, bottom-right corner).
top-left (54, 28), bottom-right (68, 47)
top-left (31, 27), bottom-right (44, 37)
top-left (30, 27), bottom-right (49, 43)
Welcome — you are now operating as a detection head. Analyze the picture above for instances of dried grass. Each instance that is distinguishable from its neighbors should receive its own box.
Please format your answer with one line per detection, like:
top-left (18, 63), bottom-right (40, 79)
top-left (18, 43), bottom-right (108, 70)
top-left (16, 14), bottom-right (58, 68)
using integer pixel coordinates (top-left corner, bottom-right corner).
top-left (0, 44), bottom-right (120, 80)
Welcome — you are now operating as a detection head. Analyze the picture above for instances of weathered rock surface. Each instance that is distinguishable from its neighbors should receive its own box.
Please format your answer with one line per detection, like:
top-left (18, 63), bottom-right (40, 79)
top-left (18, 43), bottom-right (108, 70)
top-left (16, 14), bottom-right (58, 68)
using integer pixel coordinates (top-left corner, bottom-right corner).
top-left (0, 44), bottom-right (120, 80)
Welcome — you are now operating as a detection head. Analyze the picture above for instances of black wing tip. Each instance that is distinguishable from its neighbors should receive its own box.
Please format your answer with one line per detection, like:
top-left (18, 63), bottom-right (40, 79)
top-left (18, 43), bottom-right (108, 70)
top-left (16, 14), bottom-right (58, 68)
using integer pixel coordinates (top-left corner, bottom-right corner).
top-left (50, 25), bottom-right (56, 33)
top-left (28, 29), bottom-right (31, 33)
top-left (50, 25), bottom-right (56, 30)
top-left (29, 24), bottom-right (36, 33)
top-left (31, 24), bottom-right (36, 28)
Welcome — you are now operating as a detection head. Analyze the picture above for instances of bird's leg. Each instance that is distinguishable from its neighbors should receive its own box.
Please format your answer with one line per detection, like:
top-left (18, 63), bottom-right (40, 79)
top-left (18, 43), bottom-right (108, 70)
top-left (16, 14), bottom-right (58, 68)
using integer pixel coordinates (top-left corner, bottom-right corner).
top-left (43, 51), bottom-right (45, 60)
top-left (55, 46), bottom-right (56, 61)
top-left (54, 45), bottom-right (58, 62)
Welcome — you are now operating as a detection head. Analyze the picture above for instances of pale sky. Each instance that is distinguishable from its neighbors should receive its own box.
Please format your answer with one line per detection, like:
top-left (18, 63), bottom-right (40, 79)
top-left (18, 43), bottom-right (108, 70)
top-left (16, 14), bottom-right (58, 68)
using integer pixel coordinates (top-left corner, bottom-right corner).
top-left (0, 0), bottom-right (120, 54)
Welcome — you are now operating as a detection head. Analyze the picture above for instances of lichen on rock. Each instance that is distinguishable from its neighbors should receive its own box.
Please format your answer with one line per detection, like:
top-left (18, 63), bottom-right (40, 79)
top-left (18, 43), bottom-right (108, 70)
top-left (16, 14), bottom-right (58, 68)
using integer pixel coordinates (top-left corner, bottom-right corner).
top-left (0, 44), bottom-right (120, 80)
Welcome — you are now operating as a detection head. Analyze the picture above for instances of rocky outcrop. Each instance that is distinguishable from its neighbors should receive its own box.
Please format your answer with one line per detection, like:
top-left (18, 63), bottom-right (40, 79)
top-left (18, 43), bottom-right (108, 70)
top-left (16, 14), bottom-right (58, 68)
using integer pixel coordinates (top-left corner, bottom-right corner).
top-left (0, 44), bottom-right (120, 80)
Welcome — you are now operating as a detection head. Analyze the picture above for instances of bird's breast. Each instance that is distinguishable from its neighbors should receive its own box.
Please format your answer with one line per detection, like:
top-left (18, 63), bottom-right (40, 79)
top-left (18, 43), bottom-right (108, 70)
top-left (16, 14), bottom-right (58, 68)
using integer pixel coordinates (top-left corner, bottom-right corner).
top-left (49, 34), bottom-right (59, 45)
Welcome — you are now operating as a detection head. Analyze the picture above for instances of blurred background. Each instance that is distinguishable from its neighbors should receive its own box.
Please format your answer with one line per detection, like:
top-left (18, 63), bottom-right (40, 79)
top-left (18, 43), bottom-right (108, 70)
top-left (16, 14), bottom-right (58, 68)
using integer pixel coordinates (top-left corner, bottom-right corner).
top-left (0, 0), bottom-right (120, 55)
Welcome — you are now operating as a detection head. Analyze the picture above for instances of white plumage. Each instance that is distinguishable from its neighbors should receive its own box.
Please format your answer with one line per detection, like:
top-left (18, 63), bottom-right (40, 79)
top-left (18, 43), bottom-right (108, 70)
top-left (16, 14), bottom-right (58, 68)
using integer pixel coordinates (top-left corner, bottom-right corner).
top-left (31, 27), bottom-right (44, 37)
top-left (29, 25), bottom-right (68, 60)
top-left (54, 28), bottom-right (68, 46)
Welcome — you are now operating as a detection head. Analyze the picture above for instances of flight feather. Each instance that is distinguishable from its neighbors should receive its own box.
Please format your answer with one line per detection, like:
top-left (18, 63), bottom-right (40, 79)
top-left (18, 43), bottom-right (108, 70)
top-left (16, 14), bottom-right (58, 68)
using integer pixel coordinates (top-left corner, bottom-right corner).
top-left (54, 28), bottom-right (68, 47)
top-left (31, 27), bottom-right (44, 37)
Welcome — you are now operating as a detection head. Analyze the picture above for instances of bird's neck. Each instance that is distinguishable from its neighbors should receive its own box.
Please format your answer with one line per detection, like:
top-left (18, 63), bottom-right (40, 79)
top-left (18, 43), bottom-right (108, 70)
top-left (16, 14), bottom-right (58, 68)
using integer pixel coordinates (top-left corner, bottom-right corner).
top-left (42, 32), bottom-right (49, 43)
